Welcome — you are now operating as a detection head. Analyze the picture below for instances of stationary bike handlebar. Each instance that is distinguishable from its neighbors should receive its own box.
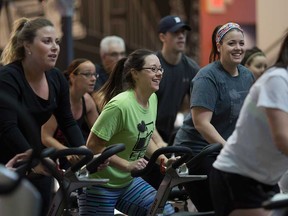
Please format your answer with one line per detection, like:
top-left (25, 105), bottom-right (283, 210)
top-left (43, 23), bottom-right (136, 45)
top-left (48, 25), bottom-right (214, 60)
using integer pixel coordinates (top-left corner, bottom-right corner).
top-left (50, 147), bottom-right (94, 173)
top-left (131, 146), bottom-right (193, 177)
top-left (85, 143), bottom-right (126, 173)
top-left (0, 148), bottom-right (57, 194)
top-left (262, 193), bottom-right (288, 210)
top-left (49, 143), bottom-right (126, 174)
top-left (186, 143), bottom-right (222, 168)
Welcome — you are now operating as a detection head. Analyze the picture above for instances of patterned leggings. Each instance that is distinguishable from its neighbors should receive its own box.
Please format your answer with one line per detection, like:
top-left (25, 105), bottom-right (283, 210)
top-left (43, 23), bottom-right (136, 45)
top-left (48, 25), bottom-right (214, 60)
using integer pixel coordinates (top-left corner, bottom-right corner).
top-left (77, 177), bottom-right (174, 216)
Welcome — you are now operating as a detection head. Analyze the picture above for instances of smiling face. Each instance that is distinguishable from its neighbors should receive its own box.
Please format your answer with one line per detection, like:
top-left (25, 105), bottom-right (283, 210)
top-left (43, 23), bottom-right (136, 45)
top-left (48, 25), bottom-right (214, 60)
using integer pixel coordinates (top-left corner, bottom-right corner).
top-left (71, 61), bottom-right (97, 94)
top-left (135, 54), bottom-right (163, 94)
top-left (218, 29), bottom-right (245, 67)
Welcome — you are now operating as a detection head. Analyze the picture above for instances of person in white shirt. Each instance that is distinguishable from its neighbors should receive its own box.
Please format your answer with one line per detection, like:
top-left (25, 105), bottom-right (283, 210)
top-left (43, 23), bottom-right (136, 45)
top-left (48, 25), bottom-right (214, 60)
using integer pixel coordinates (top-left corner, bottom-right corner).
top-left (210, 31), bottom-right (288, 216)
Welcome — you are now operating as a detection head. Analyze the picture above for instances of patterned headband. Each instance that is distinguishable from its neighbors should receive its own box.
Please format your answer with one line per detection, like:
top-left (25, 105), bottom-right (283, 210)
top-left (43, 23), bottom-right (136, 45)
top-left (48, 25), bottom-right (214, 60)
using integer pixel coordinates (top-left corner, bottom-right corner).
top-left (216, 22), bottom-right (244, 44)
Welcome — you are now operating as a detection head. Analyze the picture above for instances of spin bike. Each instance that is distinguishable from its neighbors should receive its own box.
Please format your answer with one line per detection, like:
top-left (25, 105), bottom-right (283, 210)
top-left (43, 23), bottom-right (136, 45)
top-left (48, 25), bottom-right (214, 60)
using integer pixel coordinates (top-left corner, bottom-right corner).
top-left (0, 144), bottom-right (125, 216)
top-left (131, 144), bottom-right (222, 216)
top-left (0, 148), bottom-right (55, 216)
top-left (47, 143), bottom-right (126, 216)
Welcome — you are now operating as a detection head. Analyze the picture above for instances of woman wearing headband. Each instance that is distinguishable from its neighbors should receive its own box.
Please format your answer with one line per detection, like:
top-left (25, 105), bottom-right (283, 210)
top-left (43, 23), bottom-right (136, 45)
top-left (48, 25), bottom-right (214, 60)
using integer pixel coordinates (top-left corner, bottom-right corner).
top-left (173, 22), bottom-right (255, 212)
top-left (210, 31), bottom-right (288, 216)
top-left (241, 46), bottom-right (267, 80)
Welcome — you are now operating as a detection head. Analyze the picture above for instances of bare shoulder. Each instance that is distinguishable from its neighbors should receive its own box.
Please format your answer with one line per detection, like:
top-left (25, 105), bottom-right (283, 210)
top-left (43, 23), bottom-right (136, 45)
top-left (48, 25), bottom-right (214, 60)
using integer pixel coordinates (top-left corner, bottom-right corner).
top-left (83, 93), bottom-right (97, 111)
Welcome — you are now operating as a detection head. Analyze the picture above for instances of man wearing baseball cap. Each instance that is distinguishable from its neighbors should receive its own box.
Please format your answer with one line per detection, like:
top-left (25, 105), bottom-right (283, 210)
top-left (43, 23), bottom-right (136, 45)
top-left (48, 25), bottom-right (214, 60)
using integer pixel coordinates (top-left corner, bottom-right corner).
top-left (158, 15), bottom-right (191, 33)
top-left (156, 15), bottom-right (199, 144)
top-left (143, 15), bottom-right (200, 189)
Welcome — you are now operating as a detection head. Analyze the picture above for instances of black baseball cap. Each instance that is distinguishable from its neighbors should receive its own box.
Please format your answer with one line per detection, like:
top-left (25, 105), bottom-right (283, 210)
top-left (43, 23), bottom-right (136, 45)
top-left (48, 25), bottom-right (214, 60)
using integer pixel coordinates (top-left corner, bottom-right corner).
top-left (158, 15), bottom-right (191, 33)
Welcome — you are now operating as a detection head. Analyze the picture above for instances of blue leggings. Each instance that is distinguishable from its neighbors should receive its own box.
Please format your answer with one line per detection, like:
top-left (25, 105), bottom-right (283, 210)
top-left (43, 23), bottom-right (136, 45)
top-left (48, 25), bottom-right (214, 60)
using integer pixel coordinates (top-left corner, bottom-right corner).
top-left (77, 177), bottom-right (174, 216)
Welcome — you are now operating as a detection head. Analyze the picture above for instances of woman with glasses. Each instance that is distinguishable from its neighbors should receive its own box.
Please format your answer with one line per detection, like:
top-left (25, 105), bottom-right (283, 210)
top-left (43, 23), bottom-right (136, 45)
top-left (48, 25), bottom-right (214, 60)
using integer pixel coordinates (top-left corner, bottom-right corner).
top-left (78, 49), bottom-right (175, 216)
top-left (41, 58), bottom-right (99, 168)
top-left (92, 56), bottom-right (164, 113)
top-left (173, 23), bottom-right (255, 212)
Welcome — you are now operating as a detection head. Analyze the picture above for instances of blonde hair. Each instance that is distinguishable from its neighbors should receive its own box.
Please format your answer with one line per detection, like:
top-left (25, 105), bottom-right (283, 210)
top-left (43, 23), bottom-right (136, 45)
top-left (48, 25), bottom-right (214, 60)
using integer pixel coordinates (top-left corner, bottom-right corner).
top-left (0, 17), bottom-right (54, 65)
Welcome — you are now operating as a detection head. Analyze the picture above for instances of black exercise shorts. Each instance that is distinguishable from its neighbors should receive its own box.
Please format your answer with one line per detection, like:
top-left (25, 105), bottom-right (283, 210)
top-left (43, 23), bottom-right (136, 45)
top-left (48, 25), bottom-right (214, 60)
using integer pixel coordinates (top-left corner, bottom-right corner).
top-left (210, 166), bottom-right (279, 216)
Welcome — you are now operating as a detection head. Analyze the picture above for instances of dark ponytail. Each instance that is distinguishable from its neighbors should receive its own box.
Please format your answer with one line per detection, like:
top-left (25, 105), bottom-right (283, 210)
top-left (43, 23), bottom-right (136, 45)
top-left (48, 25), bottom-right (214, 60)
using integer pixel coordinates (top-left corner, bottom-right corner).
top-left (209, 25), bottom-right (222, 63)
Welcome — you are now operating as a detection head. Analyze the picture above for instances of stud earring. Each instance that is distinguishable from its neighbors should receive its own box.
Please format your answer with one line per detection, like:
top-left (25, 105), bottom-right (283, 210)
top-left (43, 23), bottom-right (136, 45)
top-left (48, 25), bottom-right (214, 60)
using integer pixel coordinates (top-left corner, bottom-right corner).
top-left (28, 51), bottom-right (32, 55)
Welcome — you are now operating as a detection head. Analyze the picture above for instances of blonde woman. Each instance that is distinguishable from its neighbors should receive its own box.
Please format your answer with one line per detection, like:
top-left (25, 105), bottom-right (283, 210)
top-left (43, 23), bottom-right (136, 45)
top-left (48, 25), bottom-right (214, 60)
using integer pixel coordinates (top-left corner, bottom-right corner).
top-left (0, 17), bottom-right (86, 215)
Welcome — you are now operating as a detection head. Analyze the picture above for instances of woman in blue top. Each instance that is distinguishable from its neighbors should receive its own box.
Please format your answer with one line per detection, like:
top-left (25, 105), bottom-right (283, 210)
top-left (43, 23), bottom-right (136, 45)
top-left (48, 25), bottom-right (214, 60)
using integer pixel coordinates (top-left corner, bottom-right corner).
top-left (173, 23), bottom-right (255, 212)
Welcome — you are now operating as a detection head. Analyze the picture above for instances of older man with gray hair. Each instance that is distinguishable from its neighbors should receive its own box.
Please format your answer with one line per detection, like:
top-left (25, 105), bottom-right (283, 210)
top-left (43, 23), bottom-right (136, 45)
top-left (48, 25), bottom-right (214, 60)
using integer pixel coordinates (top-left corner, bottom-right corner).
top-left (94, 35), bottom-right (126, 91)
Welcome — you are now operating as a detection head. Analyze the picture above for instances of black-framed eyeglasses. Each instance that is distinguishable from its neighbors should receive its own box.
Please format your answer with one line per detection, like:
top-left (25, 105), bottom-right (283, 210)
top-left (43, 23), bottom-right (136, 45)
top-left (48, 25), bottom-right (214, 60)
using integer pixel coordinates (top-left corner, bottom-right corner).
top-left (75, 72), bottom-right (99, 78)
top-left (141, 66), bottom-right (164, 74)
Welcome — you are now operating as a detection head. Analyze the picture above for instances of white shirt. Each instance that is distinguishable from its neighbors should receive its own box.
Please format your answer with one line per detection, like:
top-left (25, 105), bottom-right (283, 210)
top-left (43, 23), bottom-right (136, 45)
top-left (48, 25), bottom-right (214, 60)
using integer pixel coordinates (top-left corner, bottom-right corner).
top-left (214, 67), bottom-right (288, 185)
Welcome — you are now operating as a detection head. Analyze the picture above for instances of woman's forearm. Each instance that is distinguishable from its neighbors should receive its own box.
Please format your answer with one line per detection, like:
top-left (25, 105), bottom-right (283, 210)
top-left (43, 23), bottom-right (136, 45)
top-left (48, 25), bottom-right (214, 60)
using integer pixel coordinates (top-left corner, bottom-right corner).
top-left (196, 122), bottom-right (226, 145)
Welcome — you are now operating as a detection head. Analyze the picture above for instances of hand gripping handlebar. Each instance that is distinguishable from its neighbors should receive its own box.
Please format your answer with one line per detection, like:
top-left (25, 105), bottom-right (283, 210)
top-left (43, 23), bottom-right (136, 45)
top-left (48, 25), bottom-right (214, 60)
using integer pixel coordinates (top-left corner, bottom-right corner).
top-left (131, 146), bottom-right (193, 177)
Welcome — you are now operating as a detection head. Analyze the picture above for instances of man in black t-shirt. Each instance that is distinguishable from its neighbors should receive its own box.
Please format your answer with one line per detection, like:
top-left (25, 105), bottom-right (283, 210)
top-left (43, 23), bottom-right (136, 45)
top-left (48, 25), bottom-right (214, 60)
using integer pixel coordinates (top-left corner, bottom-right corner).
top-left (155, 15), bottom-right (200, 143)
top-left (143, 15), bottom-right (200, 190)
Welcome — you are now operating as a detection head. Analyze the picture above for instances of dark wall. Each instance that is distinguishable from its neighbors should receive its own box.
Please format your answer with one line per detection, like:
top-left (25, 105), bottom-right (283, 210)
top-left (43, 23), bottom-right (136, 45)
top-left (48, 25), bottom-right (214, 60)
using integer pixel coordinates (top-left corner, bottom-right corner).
top-left (57, 0), bottom-right (199, 70)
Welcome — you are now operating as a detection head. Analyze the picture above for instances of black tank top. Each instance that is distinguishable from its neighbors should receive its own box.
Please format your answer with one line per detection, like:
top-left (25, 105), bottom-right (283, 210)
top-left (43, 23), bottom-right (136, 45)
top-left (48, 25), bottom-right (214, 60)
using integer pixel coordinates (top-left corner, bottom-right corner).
top-left (53, 96), bottom-right (89, 146)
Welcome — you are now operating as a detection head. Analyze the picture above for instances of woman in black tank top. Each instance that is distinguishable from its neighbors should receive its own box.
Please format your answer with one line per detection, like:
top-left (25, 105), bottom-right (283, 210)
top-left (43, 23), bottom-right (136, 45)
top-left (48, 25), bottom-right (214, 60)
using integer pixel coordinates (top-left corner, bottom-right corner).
top-left (41, 58), bottom-right (99, 167)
